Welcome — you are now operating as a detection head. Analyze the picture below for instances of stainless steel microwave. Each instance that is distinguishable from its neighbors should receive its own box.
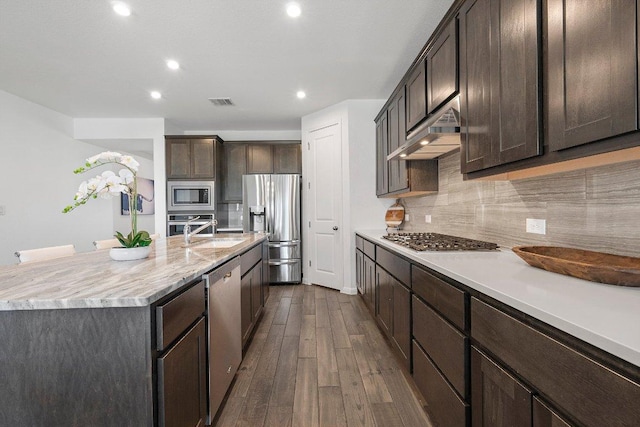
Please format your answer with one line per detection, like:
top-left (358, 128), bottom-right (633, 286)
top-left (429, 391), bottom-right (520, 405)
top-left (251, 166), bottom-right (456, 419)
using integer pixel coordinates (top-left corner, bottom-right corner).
top-left (167, 180), bottom-right (215, 212)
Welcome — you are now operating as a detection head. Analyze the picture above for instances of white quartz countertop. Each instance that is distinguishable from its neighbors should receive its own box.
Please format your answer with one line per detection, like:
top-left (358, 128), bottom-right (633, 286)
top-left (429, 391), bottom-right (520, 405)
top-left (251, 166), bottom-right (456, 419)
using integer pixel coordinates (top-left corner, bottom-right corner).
top-left (0, 234), bottom-right (266, 311)
top-left (356, 230), bottom-right (640, 367)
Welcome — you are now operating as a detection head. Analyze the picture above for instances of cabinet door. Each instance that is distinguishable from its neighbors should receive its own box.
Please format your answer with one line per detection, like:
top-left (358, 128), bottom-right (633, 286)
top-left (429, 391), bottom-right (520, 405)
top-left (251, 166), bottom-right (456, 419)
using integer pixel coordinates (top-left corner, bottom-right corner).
top-left (406, 61), bottom-right (427, 131)
top-left (427, 19), bottom-right (458, 114)
top-left (246, 144), bottom-right (273, 174)
top-left (241, 272), bottom-right (253, 345)
top-left (532, 397), bottom-right (571, 427)
top-left (471, 346), bottom-right (532, 427)
top-left (166, 139), bottom-right (192, 179)
top-left (363, 255), bottom-right (376, 313)
top-left (158, 318), bottom-right (207, 427)
top-left (547, 0), bottom-right (637, 151)
top-left (222, 143), bottom-right (247, 202)
top-left (387, 91), bottom-right (409, 193)
top-left (459, 0), bottom-right (540, 173)
top-left (375, 114), bottom-right (389, 196)
top-left (191, 139), bottom-right (216, 179)
top-left (391, 281), bottom-right (410, 370)
top-left (251, 262), bottom-right (263, 321)
top-left (355, 249), bottom-right (363, 293)
top-left (376, 266), bottom-right (392, 336)
top-left (273, 144), bottom-right (302, 174)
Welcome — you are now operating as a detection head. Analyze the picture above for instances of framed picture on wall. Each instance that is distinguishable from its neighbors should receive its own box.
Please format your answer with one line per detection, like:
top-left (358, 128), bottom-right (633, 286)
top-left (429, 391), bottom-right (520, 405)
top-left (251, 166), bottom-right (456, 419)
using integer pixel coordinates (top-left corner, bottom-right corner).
top-left (121, 177), bottom-right (155, 215)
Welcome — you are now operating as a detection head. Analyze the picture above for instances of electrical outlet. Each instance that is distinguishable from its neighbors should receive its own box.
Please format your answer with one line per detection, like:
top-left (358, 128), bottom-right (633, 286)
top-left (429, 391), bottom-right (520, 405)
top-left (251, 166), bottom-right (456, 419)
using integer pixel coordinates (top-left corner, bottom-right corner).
top-left (404, 214), bottom-right (410, 221)
top-left (0, 205), bottom-right (5, 216)
top-left (425, 214), bottom-right (432, 223)
top-left (526, 218), bottom-right (546, 235)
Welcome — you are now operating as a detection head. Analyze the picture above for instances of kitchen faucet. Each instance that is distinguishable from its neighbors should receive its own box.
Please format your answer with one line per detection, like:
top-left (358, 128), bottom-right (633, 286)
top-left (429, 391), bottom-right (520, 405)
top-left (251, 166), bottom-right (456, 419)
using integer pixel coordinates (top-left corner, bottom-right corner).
top-left (184, 216), bottom-right (218, 244)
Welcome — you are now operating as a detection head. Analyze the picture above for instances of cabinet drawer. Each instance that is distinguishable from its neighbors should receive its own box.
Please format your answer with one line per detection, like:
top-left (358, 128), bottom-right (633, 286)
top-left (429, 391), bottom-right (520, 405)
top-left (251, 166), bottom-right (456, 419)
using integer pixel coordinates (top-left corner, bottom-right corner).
top-left (471, 297), bottom-right (640, 427)
top-left (413, 295), bottom-right (467, 397)
top-left (412, 265), bottom-right (466, 330)
top-left (241, 244), bottom-right (262, 276)
top-left (156, 280), bottom-right (206, 352)
top-left (355, 235), bottom-right (364, 251)
top-left (363, 239), bottom-right (376, 260)
top-left (376, 246), bottom-right (410, 286)
top-left (413, 340), bottom-right (468, 427)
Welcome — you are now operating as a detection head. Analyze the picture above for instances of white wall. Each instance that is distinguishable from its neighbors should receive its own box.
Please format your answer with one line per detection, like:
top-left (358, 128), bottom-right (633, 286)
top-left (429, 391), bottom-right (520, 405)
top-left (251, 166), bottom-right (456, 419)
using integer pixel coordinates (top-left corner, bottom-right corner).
top-left (301, 99), bottom-right (391, 293)
top-left (0, 90), bottom-right (114, 265)
top-left (183, 130), bottom-right (301, 140)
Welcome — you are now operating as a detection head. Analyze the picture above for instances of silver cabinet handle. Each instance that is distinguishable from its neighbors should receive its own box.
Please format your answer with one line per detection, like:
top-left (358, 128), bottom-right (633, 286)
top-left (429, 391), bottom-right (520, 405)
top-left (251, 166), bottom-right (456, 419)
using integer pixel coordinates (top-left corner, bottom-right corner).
top-left (269, 259), bottom-right (299, 266)
top-left (333, 226), bottom-right (339, 230)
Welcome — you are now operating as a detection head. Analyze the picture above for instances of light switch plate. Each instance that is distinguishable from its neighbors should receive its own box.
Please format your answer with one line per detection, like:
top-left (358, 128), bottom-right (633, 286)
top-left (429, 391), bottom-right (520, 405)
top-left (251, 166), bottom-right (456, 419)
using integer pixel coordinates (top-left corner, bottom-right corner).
top-left (404, 214), bottom-right (410, 221)
top-left (526, 218), bottom-right (546, 235)
top-left (424, 214), bottom-right (432, 223)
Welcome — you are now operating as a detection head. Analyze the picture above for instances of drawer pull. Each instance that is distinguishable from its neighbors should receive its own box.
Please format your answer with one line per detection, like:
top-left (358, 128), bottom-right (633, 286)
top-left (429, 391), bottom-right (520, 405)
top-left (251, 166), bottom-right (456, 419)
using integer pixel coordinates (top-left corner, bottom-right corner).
top-left (224, 272), bottom-right (232, 279)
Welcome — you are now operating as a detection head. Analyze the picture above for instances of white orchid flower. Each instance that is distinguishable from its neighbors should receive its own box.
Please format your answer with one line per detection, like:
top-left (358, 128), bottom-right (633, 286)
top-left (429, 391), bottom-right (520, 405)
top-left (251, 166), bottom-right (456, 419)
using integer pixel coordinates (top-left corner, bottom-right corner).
top-left (118, 168), bottom-right (135, 184)
top-left (87, 151), bottom-right (122, 165)
top-left (119, 155), bottom-right (140, 172)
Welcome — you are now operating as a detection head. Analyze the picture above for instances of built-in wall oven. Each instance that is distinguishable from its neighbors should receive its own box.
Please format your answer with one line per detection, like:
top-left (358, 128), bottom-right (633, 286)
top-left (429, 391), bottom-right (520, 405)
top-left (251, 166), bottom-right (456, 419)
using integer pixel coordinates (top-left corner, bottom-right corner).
top-left (167, 213), bottom-right (216, 237)
top-left (167, 181), bottom-right (215, 212)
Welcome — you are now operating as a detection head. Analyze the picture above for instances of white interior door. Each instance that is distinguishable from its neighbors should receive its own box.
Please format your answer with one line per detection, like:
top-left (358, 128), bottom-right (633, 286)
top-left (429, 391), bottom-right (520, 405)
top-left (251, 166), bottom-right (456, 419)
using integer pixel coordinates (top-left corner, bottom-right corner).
top-left (307, 122), bottom-right (343, 290)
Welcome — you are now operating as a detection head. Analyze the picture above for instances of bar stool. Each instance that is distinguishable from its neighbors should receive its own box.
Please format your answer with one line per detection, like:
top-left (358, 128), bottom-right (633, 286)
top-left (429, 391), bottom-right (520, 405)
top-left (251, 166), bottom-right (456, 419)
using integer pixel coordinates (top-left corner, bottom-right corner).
top-left (15, 244), bottom-right (76, 264)
top-left (93, 238), bottom-right (121, 250)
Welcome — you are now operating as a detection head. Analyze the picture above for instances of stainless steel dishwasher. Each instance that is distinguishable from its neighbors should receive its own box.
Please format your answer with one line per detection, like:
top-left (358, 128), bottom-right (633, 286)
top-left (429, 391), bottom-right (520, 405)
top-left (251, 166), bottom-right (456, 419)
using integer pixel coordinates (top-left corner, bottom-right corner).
top-left (203, 257), bottom-right (241, 423)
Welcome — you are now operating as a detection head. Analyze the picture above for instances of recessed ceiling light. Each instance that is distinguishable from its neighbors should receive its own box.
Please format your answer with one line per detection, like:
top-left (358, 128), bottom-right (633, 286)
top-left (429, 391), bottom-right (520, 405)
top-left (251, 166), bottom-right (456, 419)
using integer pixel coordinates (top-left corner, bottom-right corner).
top-left (166, 60), bottom-right (180, 70)
top-left (286, 2), bottom-right (301, 18)
top-left (150, 91), bottom-right (162, 99)
top-left (112, 1), bottom-right (131, 16)
top-left (296, 91), bottom-right (306, 99)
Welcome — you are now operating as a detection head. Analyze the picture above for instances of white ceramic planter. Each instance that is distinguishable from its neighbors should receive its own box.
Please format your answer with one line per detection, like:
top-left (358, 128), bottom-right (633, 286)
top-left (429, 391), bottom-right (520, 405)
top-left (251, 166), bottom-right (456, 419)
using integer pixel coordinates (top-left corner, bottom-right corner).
top-left (109, 246), bottom-right (151, 261)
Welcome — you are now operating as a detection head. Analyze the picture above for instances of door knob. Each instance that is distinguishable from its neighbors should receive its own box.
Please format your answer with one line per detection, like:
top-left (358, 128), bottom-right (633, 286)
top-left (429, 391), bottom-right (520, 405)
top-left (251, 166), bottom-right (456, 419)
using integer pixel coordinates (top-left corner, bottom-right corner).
top-left (333, 226), bottom-right (339, 231)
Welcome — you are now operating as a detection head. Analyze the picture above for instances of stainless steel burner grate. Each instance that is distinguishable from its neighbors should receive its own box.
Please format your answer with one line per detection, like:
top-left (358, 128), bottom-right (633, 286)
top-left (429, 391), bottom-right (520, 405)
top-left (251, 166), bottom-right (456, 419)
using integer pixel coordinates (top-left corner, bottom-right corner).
top-left (382, 232), bottom-right (499, 251)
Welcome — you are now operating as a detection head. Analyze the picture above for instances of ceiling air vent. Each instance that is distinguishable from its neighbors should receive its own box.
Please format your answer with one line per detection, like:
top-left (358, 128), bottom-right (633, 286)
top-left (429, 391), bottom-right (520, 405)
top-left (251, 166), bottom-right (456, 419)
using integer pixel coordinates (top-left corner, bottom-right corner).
top-left (208, 97), bottom-right (234, 106)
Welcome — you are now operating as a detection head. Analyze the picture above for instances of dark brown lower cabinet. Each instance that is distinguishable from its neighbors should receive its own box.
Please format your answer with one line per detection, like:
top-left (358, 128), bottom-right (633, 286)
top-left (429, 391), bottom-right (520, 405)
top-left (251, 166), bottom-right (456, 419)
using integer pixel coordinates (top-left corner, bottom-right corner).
top-left (414, 340), bottom-right (468, 427)
top-left (471, 346), bottom-right (532, 427)
top-left (363, 255), bottom-right (376, 313)
top-left (376, 266), bottom-right (393, 335)
top-left (532, 397), bottom-right (571, 427)
top-left (391, 281), bottom-right (411, 369)
top-left (241, 254), bottom-right (264, 349)
top-left (157, 318), bottom-right (207, 427)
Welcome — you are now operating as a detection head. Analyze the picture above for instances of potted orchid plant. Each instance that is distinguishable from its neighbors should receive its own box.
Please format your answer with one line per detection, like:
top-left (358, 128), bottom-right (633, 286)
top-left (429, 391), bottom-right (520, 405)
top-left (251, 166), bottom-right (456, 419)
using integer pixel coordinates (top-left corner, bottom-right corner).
top-left (63, 151), bottom-right (152, 260)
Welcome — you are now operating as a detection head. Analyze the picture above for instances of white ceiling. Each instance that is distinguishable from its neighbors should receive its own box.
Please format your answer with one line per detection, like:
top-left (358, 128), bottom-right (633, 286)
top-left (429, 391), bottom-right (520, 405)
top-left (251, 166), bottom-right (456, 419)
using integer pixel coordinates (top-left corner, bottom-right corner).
top-left (0, 0), bottom-right (453, 133)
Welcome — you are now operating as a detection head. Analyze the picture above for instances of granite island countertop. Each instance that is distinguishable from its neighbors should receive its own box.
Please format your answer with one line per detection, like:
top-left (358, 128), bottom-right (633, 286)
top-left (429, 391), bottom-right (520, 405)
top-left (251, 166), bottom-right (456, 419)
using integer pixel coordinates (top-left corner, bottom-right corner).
top-left (357, 230), bottom-right (640, 367)
top-left (0, 233), bottom-right (267, 311)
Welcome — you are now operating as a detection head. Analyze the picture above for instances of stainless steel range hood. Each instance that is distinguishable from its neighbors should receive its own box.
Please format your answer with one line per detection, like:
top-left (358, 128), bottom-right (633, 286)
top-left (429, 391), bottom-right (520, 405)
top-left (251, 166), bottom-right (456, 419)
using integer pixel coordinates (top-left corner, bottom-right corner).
top-left (387, 95), bottom-right (461, 161)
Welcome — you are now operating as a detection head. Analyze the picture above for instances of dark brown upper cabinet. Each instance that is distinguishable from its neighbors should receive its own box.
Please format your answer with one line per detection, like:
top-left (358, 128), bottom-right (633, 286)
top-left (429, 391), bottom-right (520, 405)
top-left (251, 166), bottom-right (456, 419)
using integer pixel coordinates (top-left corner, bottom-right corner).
top-left (405, 62), bottom-right (427, 132)
top-left (221, 143), bottom-right (247, 202)
top-left (246, 144), bottom-right (273, 174)
top-left (375, 113), bottom-right (389, 196)
top-left (427, 19), bottom-right (458, 115)
top-left (459, 0), bottom-right (541, 174)
top-left (272, 144), bottom-right (302, 174)
top-left (387, 89), bottom-right (409, 193)
top-left (546, 0), bottom-right (637, 152)
top-left (166, 137), bottom-right (219, 180)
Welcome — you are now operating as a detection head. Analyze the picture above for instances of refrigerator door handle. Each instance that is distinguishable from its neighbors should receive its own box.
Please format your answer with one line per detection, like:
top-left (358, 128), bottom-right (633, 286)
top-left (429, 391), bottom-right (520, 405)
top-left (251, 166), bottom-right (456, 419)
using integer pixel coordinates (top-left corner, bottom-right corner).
top-left (269, 259), bottom-right (299, 266)
top-left (269, 241), bottom-right (300, 247)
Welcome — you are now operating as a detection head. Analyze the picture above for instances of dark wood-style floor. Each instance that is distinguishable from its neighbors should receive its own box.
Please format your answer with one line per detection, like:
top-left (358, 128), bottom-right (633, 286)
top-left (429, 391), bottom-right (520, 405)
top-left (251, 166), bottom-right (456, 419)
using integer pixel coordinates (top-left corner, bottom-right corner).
top-left (214, 284), bottom-right (432, 427)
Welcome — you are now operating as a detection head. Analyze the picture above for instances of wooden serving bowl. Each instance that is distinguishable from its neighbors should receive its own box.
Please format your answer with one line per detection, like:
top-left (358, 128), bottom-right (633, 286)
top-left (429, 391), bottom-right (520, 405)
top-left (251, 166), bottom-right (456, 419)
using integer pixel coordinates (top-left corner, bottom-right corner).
top-left (512, 246), bottom-right (640, 287)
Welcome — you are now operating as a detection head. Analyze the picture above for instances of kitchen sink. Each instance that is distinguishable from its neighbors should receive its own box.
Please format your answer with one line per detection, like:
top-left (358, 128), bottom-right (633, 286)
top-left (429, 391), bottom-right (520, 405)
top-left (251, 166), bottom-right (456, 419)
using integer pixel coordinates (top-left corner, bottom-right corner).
top-left (184, 237), bottom-right (247, 249)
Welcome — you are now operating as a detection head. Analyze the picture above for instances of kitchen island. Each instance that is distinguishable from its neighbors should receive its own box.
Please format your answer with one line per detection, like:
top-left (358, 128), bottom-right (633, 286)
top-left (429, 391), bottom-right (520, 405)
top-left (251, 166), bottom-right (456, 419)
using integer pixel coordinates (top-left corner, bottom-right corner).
top-left (0, 234), bottom-right (267, 427)
top-left (356, 230), bottom-right (640, 427)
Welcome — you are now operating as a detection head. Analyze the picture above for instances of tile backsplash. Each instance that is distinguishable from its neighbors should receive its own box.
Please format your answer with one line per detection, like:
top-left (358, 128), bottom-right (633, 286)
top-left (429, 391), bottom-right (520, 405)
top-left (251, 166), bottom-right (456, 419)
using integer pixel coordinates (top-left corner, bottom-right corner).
top-left (401, 152), bottom-right (640, 257)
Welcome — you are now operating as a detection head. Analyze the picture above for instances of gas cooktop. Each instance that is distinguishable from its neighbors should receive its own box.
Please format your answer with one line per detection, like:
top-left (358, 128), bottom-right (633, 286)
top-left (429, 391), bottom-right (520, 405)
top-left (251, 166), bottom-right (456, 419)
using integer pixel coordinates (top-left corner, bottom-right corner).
top-left (382, 232), bottom-right (499, 252)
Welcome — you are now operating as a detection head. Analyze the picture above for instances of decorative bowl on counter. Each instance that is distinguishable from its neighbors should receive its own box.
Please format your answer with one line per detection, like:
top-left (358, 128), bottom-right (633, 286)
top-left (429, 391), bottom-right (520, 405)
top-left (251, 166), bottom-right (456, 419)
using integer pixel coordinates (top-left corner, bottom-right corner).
top-left (512, 246), bottom-right (640, 287)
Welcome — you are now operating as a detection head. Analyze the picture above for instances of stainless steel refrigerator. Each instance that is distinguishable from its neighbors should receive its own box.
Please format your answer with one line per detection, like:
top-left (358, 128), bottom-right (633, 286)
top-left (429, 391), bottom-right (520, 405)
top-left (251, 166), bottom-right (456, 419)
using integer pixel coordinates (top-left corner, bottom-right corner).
top-left (242, 174), bottom-right (301, 283)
